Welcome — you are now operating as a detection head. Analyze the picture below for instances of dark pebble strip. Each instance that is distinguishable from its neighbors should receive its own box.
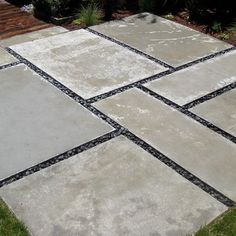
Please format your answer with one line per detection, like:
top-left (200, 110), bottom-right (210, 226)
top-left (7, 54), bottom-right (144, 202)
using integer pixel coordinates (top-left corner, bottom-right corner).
top-left (86, 28), bottom-right (174, 70)
top-left (0, 61), bottom-right (21, 70)
top-left (0, 129), bottom-right (122, 188)
top-left (183, 82), bottom-right (236, 109)
top-left (87, 27), bottom-right (236, 72)
top-left (138, 85), bottom-right (236, 144)
top-left (123, 130), bottom-right (235, 207)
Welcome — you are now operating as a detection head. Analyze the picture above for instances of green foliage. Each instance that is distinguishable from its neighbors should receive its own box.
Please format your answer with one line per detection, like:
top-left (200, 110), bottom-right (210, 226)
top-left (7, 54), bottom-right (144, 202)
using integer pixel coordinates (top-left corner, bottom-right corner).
top-left (228, 21), bottom-right (236, 33)
top-left (208, 21), bottom-right (222, 33)
top-left (220, 33), bottom-right (230, 40)
top-left (138, 0), bottom-right (155, 11)
top-left (195, 208), bottom-right (236, 236)
top-left (0, 198), bottom-right (28, 236)
top-left (78, 3), bottom-right (101, 26)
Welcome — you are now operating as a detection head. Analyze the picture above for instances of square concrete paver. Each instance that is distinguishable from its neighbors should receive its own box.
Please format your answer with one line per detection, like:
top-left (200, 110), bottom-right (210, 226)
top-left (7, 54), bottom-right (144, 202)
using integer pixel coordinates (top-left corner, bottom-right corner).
top-left (90, 13), bottom-right (231, 67)
top-left (94, 88), bottom-right (236, 201)
top-left (0, 26), bottom-right (68, 47)
top-left (10, 29), bottom-right (166, 99)
top-left (0, 136), bottom-right (226, 236)
top-left (145, 50), bottom-right (236, 105)
top-left (0, 47), bottom-right (17, 66)
top-left (0, 64), bottom-right (112, 180)
top-left (190, 89), bottom-right (236, 136)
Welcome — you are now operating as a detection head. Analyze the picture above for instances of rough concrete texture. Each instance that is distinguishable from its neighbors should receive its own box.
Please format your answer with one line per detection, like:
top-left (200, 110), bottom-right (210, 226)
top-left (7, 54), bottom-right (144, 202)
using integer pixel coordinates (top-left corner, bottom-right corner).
top-left (146, 50), bottom-right (236, 105)
top-left (0, 64), bottom-right (112, 180)
top-left (191, 89), bottom-right (236, 136)
top-left (0, 47), bottom-right (17, 66)
top-left (90, 13), bottom-right (231, 67)
top-left (0, 26), bottom-right (68, 47)
top-left (0, 136), bottom-right (227, 236)
top-left (94, 88), bottom-right (236, 201)
top-left (10, 29), bottom-right (166, 99)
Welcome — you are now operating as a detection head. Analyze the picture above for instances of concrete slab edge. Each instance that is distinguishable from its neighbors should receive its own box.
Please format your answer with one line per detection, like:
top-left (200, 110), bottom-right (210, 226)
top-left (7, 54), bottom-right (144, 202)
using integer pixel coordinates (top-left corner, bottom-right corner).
top-left (123, 130), bottom-right (235, 207)
top-left (183, 82), bottom-right (236, 109)
top-left (138, 85), bottom-right (236, 144)
top-left (87, 27), bottom-right (236, 71)
top-left (86, 28), bottom-right (175, 70)
top-left (0, 129), bottom-right (121, 188)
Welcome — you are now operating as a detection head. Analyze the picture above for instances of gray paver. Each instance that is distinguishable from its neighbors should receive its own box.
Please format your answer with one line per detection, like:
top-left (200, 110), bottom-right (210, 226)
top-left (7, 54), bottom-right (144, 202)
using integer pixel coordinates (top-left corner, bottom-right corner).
top-left (190, 89), bottom-right (236, 136)
top-left (0, 47), bottom-right (17, 66)
top-left (94, 88), bottom-right (236, 201)
top-left (0, 26), bottom-right (68, 47)
top-left (0, 136), bottom-right (227, 236)
top-left (10, 29), bottom-right (165, 99)
top-left (90, 13), bottom-right (231, 67)
top-left (0, 64), bottom-right (112, 180)
top-left (146, 50), bottom-right (236, 105)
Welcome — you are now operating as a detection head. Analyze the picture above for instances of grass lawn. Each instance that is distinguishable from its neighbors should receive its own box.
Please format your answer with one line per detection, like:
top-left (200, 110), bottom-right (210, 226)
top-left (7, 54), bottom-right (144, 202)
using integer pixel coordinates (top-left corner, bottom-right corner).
top-left (195, 207), bottom-right (236, 236)
top-left (0, 198), bottom-right (28, 236)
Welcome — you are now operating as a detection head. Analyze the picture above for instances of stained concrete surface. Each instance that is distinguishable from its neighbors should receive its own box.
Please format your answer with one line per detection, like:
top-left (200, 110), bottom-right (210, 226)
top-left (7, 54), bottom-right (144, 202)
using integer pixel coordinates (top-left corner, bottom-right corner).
top-left (146, 50), bottom-right (236, 105)
top-left (0, 47), bottom-right (17, 66)
top-left (10, 29), bottom-right (166, 99)
top-left (0, 64), bottom-right (112, 180)
top-left (0, 136), bottom-right (227, 236)
top-left (90, 13), bottom-right (231, 67)
top-left (94, 88), bottom-right (236, 201)
top-left (191, 89), bottom-right (236, 136)
top-left (0, 26), bottom-right (68, 47)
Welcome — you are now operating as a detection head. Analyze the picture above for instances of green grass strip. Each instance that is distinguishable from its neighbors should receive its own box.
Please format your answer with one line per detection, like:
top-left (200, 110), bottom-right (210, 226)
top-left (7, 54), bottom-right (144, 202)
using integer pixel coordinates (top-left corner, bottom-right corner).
top-left (0, 198), bottom-right (28, 236)
top-left (195, 207), bottom-right (236, 236)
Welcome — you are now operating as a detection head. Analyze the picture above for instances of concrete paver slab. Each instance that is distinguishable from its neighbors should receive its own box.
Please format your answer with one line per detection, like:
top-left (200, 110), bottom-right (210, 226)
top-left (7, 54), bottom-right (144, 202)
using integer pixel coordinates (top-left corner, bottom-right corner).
top-left (94, 88), bottom-right (236, 201)
top-left (0, 136), bottom-right (227, 236)
top-left (190, 89), bottom-right (236, 136)
top-left (0, 47), bottom-right (17, 66)
top-left (90, 13), bottom-right (231, 67)
top-left (0, 26), bottom-right (68, 47)
top-left (10, 29), bottom-right (166, 99)
top-left (146, 50), bottom-right (236, 105)
top-left (0, 64), bottom-right (112, 180)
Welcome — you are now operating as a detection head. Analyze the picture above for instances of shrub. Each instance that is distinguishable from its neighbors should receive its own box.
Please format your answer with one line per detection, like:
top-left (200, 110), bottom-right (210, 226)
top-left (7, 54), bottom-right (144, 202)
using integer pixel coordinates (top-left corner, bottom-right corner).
top-left (78, 3), bottom-right (101, 26)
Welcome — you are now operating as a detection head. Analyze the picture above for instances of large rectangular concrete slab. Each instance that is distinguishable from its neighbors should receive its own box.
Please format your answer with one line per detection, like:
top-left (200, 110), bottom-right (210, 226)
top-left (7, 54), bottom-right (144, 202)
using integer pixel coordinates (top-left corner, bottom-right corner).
top-left (94, 88), bottom-right (236, 201)
top-left (190, 89), bottom-right (236, 136)
top-left (0, 64), bottom-right (112, 180)
top-left (0, 136), bottom-right (226, 236)
top-left (90, 13), bottom-right (231, 67)
top-left (146, 50), bottom-right (236, 105)
top-left (0, 47), bottom-right (17, 66)
top-left (10, 29), bottom-right (166, 99)
top-left (0, 26), bottom-right (68, 47)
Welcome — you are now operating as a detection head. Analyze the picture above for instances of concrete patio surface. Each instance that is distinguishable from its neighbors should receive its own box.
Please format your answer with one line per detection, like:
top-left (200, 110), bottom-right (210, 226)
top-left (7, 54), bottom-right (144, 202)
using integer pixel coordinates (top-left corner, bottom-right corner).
top-left (90, 13), bottom-right (231, 67)
top-left (10, 29), bottom-right (165, 99)
top-left (0, 12), bottom-right (235, 236)
top-left (0, 137), bottom-right (227, 236)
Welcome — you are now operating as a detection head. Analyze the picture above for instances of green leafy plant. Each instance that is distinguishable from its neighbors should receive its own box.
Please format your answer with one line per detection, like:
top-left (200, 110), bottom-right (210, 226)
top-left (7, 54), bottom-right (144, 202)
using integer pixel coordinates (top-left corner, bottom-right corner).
top-left (77, 3), bottom-right (101, 26)
top-left (220, 33), bottom-right (230, 40)
top-left (208, 21), bottom-right (222, 33)
top-left (138, 0), bottom-right (155, 11)
top-left (228, 21), bottom-right (236, 33)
